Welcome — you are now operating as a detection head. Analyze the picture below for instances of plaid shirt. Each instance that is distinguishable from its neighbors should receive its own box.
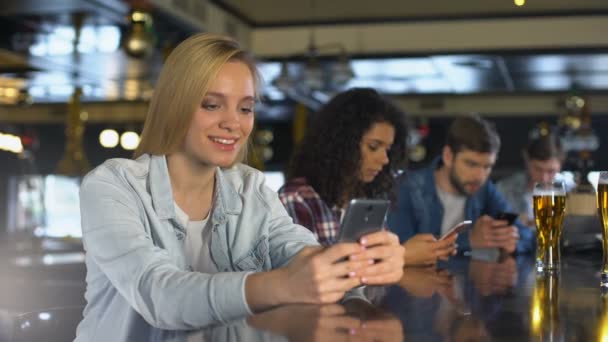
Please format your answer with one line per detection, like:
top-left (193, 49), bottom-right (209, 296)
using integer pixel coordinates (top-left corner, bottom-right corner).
top-left (278, 177), bottom-right (344, 246)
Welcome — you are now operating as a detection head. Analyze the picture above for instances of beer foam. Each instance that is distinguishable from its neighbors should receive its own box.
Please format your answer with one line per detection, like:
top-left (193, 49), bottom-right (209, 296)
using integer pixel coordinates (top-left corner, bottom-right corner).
top-left (533, 189), bottom-right (566, 196)
top-left (598, 173), bottom-right (608, 184)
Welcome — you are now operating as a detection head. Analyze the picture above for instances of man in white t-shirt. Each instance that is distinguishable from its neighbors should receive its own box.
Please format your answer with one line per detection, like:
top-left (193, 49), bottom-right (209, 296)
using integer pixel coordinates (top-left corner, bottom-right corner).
top-left (497, 134), bottom-right (571, 227)
top-left (388, 115), bottom-right (534, 265)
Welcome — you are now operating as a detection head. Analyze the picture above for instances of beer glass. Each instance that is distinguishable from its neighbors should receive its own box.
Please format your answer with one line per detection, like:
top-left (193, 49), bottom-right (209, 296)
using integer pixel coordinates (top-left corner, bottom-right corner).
top-left (598, 172), bottom-right (608, 286)
top-left (533, 181), bottom-right (566, 272)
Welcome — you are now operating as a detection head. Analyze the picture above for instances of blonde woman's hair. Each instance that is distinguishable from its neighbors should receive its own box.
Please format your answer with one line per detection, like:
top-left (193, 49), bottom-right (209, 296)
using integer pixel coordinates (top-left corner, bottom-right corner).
top-left (134, 33), bottom-right (259, 161)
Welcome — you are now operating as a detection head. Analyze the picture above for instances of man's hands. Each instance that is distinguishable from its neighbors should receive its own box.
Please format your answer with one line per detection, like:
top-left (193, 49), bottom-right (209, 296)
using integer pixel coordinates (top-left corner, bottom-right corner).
top-left (469, 215), bottom-right (519, 253)
top-left (402, 233), bottom-right (458, 266)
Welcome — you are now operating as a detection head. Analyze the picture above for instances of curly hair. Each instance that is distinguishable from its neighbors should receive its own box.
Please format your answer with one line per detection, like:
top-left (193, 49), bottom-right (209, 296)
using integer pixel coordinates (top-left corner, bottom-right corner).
top-left (286, 88), bottom-right (408, 208)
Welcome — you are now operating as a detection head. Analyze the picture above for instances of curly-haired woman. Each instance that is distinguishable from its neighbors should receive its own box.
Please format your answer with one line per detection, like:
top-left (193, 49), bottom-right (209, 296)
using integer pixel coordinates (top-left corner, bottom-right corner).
top-left (278, 88), bottom-right (406, 243)
top-left (279, 88), bottom-right (458, 266)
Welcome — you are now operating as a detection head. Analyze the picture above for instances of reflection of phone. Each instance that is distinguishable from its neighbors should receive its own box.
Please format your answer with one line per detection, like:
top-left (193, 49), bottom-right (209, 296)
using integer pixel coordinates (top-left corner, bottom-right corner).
top-left (440, 220), bottom-right (472, 241)
top-left (494, 212), bottom-right (518, 225)
top-left (338, 199), bottom-right (390, 243)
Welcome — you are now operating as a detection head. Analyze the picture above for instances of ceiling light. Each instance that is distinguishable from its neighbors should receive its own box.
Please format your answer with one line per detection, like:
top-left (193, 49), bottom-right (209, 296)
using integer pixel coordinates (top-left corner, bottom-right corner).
top-left (514, 0), bottom-right (525, 6)
top-left (120, 131), bottom-right (140, 150)
top-left (99, 129), bottom-right (119, 148)
top-left (0, 81), bottom-right (31, 105)
top-left (0, 132), bottom-right (24, 154)
top-left (4, 88), bottom-right (17, 97)
top-left (123, 11), bottom-right (156, 59)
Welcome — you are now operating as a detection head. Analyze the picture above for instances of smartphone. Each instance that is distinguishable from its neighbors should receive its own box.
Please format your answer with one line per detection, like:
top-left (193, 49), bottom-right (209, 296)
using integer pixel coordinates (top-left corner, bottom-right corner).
top-left (440, 220), bottom-right (472, 241)
top-left (494, 211), bottom-right (518, 225)
top-left (337, 199), bottom-right (390, 243)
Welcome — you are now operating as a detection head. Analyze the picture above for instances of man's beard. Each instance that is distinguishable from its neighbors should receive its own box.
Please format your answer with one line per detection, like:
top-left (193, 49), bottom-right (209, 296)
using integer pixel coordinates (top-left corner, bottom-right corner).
top-left (449, 167), bottom-right (473, 196)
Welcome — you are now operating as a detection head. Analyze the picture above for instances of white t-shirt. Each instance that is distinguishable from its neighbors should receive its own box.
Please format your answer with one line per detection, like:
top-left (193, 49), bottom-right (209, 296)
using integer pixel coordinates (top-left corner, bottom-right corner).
top-left (436, 188), bottom-right (466, 236)
top-left (174, 203), bottom-right (218, 273)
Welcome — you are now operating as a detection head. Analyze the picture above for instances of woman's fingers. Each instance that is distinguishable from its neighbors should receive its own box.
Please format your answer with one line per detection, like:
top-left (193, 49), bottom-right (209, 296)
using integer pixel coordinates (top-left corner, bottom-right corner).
top-left (357, 259), bottom-right (400, 277)
top-left (322, 243), bottom-right (367, 263)
top-left (359, 269), bottom-right (403, 285)
top-left (356, 245), bottom-right (399, 261)
top-left (312, 232), bottom-right (406, 289)
top-left (360, 230), bottom-right (399, 247)
top-left (330, 258), bottom-right (373, 277)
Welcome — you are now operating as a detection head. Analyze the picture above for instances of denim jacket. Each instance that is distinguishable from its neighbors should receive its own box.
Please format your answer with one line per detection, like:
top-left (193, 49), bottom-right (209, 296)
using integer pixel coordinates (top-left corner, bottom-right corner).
top-left (386, 158), bottom-right (534, 254)
top-left (75, 154), bottom-right (318, 341)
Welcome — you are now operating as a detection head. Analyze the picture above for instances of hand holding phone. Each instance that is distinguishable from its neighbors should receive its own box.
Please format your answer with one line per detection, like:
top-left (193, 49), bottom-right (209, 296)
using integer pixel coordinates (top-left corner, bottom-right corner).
top-left (493, 212), bottom-right (518, 225)
top-left (440, 220), bottom-right (472, 241)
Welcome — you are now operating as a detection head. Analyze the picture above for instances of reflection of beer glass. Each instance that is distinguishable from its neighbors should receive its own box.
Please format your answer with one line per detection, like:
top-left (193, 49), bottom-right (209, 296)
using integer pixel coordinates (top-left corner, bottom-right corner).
top-left (598, 172), bottom-right (608, 286)
top-left (533, 181), bottom-right (566, 272)
top-left (599, 291), bottom-right (608, 341)
top-left (530, 274), bottom-right (561, 340)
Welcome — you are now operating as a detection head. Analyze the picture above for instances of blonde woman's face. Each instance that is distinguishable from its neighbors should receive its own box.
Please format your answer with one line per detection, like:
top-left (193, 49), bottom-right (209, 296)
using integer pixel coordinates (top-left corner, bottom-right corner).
top-left (184, 61), bottom-right (255, 168)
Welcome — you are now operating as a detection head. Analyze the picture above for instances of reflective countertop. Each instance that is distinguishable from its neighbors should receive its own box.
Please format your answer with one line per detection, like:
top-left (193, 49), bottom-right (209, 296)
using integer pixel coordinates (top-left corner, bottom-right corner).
top-left (4, 245), bottom-right (608, 341)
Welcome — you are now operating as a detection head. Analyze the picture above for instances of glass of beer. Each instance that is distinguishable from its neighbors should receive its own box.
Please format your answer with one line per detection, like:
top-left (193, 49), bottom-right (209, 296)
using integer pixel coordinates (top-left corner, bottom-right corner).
top-left (533, 181), bottom-right (566, 272)
top-left (598, 172), bottom-right (608, 286)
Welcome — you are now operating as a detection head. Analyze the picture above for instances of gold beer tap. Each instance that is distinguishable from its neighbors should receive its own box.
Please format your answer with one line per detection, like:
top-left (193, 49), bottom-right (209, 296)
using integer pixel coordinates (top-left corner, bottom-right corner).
top-left (56, 87), bottom-right (90, 176)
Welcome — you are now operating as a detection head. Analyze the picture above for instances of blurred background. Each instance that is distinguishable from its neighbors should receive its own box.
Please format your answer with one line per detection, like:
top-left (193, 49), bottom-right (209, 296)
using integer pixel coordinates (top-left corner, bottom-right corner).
top-left (0, 0), bottom-right (607, 338)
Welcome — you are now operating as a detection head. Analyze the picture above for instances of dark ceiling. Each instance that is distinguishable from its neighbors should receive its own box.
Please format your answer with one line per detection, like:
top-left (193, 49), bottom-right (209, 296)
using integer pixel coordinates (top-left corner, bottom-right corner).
top-left (211, 0), bottom-right (608, 26)
top-left (0, 0), bottom-right (606, 108)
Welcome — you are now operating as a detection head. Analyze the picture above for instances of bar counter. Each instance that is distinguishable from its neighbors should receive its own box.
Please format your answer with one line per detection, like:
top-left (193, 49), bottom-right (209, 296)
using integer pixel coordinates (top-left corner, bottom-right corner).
top-left (3, 240), bottom-right (608, 341)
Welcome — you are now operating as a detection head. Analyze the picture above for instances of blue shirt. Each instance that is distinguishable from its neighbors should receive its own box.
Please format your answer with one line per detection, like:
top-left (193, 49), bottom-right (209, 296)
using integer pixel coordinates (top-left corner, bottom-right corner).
top-left (387, 158), bottom-right (535, 254)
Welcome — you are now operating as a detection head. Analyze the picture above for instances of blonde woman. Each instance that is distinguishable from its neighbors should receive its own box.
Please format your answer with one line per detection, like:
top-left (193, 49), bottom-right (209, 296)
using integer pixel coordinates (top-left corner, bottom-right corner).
top-left (75, 33), bottom-right (404, 341)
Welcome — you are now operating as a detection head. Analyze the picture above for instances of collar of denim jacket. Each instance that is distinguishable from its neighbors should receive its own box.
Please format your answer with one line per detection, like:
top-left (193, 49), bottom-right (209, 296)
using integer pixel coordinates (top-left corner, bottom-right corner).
top-left (148, 154), bottom-right (242, 221)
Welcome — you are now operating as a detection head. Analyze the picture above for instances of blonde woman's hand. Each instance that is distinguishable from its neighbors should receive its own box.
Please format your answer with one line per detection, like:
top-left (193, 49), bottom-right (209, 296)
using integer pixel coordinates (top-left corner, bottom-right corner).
top-left (352, 230), bottom-right (405, 285)
top-left (277, 243), bottom-right (373, 304)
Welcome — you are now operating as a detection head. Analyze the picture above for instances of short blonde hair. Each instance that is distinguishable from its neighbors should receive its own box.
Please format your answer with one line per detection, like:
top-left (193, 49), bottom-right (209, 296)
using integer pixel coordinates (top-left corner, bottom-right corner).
top-left (134, 33), bottom-right (259, 160)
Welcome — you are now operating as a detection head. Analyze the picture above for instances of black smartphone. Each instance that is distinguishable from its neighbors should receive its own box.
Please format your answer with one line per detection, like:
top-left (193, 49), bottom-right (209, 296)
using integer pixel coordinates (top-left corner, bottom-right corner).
top-left (494, 211), bottom-right (518, 225)
top-left (337, 199), bottom-right (390, 243)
